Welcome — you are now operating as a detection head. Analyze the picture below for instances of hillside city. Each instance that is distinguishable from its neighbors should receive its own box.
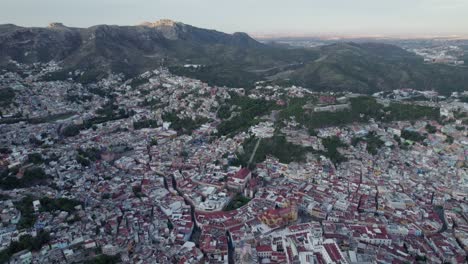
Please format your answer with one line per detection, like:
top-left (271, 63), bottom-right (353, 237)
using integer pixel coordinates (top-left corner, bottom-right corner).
top-left (0, 61), bottom-right (467, 264)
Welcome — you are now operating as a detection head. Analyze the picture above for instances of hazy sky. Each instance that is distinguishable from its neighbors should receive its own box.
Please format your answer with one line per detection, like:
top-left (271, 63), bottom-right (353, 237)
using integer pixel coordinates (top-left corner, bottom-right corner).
top-left (2, 0), bottom-right (468, 36)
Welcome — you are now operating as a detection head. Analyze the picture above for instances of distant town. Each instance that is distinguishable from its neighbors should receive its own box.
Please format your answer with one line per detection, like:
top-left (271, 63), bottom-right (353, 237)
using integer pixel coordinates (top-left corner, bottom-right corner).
top-left (0, 61), bottom-right (467, 264)
top-left (260, 37), bottom-right (467, 67)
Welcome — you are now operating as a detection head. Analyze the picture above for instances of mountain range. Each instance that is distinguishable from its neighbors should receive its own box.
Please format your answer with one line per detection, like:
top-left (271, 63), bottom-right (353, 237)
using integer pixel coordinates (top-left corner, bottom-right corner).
top-left (1, 20), bottom-right (467, 94)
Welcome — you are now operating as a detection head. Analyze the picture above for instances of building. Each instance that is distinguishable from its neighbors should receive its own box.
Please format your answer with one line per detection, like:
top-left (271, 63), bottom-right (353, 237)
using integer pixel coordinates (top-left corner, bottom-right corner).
top-left (227, 168), bottom-right (251, 192)
top-left (259, 206), bottom-right (298, 228)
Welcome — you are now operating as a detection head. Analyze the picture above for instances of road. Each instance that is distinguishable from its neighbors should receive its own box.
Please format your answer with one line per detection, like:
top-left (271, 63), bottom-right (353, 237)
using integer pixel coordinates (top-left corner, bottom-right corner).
top-left (248, 138), bottom-right (261, 165)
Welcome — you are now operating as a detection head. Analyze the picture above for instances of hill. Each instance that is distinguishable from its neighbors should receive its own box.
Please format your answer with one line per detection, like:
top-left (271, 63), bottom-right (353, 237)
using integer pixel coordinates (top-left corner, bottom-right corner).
top-left (0, 20), bottom-right (467, 94)
top-left (288, 42), bottom-right (468, 94)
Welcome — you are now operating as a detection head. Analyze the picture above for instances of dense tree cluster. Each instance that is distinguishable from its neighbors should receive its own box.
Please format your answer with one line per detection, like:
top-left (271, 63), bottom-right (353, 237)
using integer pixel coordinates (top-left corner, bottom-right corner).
top-left (170, 65), bottom-right (260, 89)
top-left (235, 135), bottom-right (313, 167)
top-left (27, 153), bottom-right (44, 165)
top-left (162, 113), bottom-right (209, 135)
top-left (41, 69), bottom-right (106, 84)
top-left (0, 88), bottom-right (15, 108)
top-left (320, 136), bottom-right (348, 165)
top-left (425, 124), bottom-right (437, 134)
top-left (76, 147), bottom-right (102, 167)
top-left (0, 230), bottom-right (50, 263)
top-left (15, 196), bottom-right (36, 229)
top-left (217, 95), bottom-right (279, 136)
top-left (132, 119), bottom-right (159, 130)
top-left (280, 96), bottom-right (440, 134)
top-left (224, 194), bottom-right (251, 211)
top-left (62, 101), bottom-right (130, 137)
top-left (85, 255), bottom-right (121, 264)
top-left (217, 105), bottom-right (232, 119)
top-left (0, 167), bottom-right (49, 190)
top-left (351, 131), bottom-right (385, 155)
top-left (401, 130), bottom-right (426, 142)
top-left (39, 197), bottom-right (82, 213)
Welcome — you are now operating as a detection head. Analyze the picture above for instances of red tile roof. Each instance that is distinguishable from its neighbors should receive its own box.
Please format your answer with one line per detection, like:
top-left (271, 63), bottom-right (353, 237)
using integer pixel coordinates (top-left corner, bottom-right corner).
top-left (324, 242), bottom-right (343, 262)
top-left (234, 168), bottom-right (251, 180)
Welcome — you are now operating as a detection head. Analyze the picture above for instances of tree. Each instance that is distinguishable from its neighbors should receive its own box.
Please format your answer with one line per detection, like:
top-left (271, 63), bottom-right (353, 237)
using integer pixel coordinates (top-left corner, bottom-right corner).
top-left (62, 124), bottom-right (81, 137)
top-left (401, 130), bottom-right (426, 142)
top-left (445, 135), bottom-right (454, 144)
top-left (27, 153), bottom-right (43, 164)
top-left (425, 124), bottom-right (437, 134)
top-left (167, 221), bottom-right (174, 230)
top-left (321, 136), bottom-right (348, 165)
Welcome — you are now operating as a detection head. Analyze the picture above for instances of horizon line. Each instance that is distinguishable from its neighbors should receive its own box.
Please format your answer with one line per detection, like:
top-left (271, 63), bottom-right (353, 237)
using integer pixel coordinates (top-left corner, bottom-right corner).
top-left (252, 32), bottom-right (468, 40)
top-left (2, 20), bottom-right (468, 40)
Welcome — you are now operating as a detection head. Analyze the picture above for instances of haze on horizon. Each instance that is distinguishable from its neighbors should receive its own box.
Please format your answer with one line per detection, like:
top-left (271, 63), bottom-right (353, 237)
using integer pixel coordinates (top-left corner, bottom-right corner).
top-left (2, 0), bottom-right (468, 37)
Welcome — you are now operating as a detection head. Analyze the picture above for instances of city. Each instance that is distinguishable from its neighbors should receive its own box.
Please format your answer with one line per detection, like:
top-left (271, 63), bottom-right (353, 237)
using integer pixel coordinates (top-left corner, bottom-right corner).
top-left (1, 1), bottom-right (468, 263)
top-left (0, 61), bottom-right (466, 263)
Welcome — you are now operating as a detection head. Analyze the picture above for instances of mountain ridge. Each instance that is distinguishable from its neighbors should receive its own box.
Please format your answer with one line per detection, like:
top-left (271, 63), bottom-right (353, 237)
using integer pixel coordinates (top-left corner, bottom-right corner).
top-left (1, 20), bottom-right (467, 94)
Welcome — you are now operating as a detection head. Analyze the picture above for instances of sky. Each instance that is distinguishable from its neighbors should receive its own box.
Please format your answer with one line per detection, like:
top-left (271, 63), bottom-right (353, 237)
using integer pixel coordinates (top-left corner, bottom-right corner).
top-left (1, 0), bottom-right (468, 36)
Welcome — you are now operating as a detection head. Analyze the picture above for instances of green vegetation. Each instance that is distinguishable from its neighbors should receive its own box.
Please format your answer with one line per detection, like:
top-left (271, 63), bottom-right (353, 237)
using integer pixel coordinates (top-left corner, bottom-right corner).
top-left (0, 88), bottom-right (15, 108)
top-left (133, 119), bottom-right (158, 130)
top-left (0, 167), bottom-right (49, 190)
top-left (217, 95), bottom-right (279, 136)
top-left (140, 98), bottom-right (163, 109)
top-left (85, 255), bottom-right (120, 264)
top-left (233, 133), bottom-right (349, 167)
top-left (401, 130), bottom-right (426, 142)
top-left (132, 186), bottom-right (144, 198)
top-left (351, 131), bottom-right (385, 155)
top-left (76, 155), bottom-right (91, 167)
top-left (224, 194), bottom-right (251, 211)
top-left (29, 112), bottom-right (76, 124)
top-left (23, 167), bottom-right (48, 182)
top-left (0, 112), bottom-right (77, 126)
top-left (13, 196), bottom-right (81, 231)
top-left (4, 24), bottom-right (468, 94)
top-left (79, 147), bottom-right (102, 160)
top-left (39, 197), bottom-right (81, 213)
top-left (66, 93), bottom-right (93, 103)
top-left (0, 230), bottom-right (50, 263)
top-left (321, 136), bottom-right (348, 165)
top-left (41, 69), bottom-right (106, 84)
top-left (62, 101), bottom-right (130, 137)
top-left (40, 70), bottom-right (70, 82)
top-left (290, 43), bottom-right (468, 95)
top-left (279, 96), bottom-right (440, 133)
top-left (167, 221), bottom-right (174, 230)
top-left (129, 76), bottom-right (150, 88)
top-left (425, 124), bottom-right (437, 134)
top-left (170, 65), bottom-right (260, 88)
top-left (384, 103), bottom-right (440, 121)
top-left (27, 153), bottom-right (43, 164)
top-left (169, 42), bottom-right (468, 95)
top-left (281, 97), bottom-right (378, 130)
top-left (0, 193), bottom-right (11, 201)
top-left (162, 113), bottom-right (209, 135)
top-left (217, 105), bottom-right (232, 119)
top-left (62, 124), bottom-right (81, 137)
top-left (278, 97), bottom-right (312, 121)
top-left (445, 135), bottom-right (454, 144)
top-left (415, 255), bottom-right (427, 262)
top-left (0, 147), bottom-right (11, 154)
top-left (76, 147), bottom-right (101, 166)
top-left (88, 87), bottom-right (109, 97)
top-left (15, 196), bottom-right (36, 229)
top-left (235, 135), bottom-right (312, 167)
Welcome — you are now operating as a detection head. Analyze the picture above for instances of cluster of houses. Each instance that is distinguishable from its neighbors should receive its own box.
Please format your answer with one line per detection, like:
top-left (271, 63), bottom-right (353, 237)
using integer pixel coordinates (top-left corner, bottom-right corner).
top-left (0, 63), bottom-right (466, 263)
